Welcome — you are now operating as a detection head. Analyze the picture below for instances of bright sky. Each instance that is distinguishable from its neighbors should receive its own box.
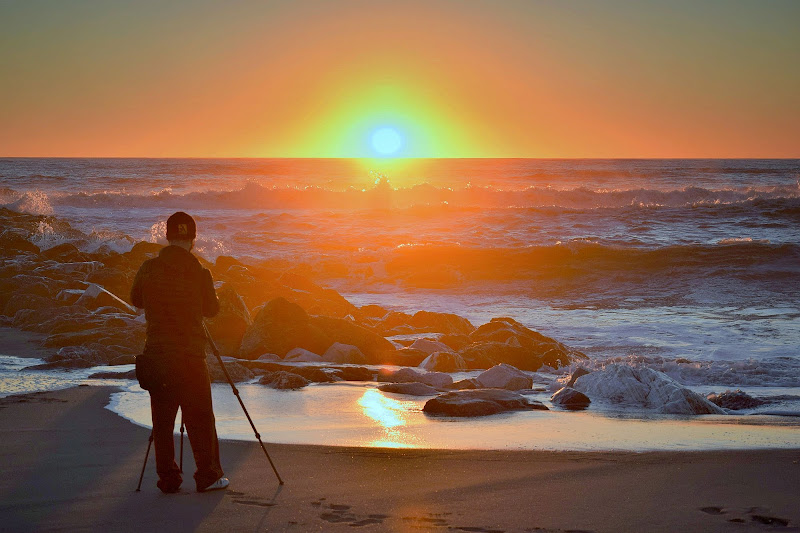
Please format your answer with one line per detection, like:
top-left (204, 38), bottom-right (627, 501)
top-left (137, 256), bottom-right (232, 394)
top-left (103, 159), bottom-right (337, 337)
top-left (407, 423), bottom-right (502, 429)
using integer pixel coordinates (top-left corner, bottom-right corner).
top-left (1, 0), bottom-right (798, 158)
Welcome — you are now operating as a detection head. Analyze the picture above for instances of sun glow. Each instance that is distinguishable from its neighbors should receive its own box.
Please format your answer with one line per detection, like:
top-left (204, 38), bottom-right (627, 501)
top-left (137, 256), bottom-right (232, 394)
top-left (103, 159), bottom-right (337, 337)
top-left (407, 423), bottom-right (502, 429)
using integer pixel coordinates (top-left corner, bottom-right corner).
top-left (370, 127), bottom-right (404, 157)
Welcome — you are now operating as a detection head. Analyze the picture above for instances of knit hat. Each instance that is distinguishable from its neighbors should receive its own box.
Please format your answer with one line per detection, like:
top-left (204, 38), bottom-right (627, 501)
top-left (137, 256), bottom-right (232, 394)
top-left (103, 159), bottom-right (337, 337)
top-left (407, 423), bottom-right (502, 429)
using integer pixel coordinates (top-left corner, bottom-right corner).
top-left (166, 211), bottom-right (197, 241)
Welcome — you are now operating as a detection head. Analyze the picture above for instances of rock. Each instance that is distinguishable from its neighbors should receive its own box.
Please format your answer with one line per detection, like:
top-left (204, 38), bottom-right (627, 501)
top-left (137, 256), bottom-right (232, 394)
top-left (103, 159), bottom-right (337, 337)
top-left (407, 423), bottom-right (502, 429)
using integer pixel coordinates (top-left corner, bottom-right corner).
top-left (26, 359), bottom-right (94, 370)
top-left (3, 294), bottom-right (53, 316)
top-left (449, 378), bottom-right (481, 390)
top-left (373, 348), bottom-right (428, 367)
top-left (88, 369), bottom-right (137, 379)
top-left (377, 367), bottom-right (453, 388)
top-left (566, 366), bottom-right (591, 387)
top-left (419, 351), bottom-right (467, 372)
top-left (476, 364), bottom-right (533, 390)
top-left (423, 389), bottom-right (545, 417)
top-left (322, 342), bottom-right (367, 364)
top-left (378, 382), bottom-right (438, 396)
top-left (409, 310), bottom-right (475, 335)
top-left (258, 371), bottom-right (310, 390)
top-left (239, 297), bottom-right (331, 359)
top-left (257, 353), bottom-right (281, 361)
top-left (39, 242), bottom-right (91, 262)
top-left (205, 284), bottom-right (251, 357)
top-left (284, 348), bottom-right (323, 363)
top-left (0, 230), bottom-right (39, 256)
top-left (309, 315), bottom-right (395, 363)
top-left (551, 387), bottom-right (591, 410)
top-left (206, 358), bottom-right (254, 383)
top-left (86, 267), bottom-right (134, 305)
top-left (439, 333), bottom-right (471, 351)
top-left (76, 284), bottom-right (137, 314)
top-left (108, 354), bottom-right (136, 366)
top-left (467, 317), bottom-right (585, 370)
top-left (56, 289), bottom-right (85, 306)
top-left (707, 390), bottom-right (768, 410)
top-left (409, 338), bottom-right (453, 355)
top-left (572, 364), bottom-right (725, 415)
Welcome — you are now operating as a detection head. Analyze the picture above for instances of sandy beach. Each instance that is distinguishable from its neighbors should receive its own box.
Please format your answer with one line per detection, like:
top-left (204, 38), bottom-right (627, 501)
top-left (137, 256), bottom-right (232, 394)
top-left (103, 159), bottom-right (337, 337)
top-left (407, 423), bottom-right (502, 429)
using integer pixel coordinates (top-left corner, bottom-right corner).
top-left (0, 385), bottom-right (797, 533)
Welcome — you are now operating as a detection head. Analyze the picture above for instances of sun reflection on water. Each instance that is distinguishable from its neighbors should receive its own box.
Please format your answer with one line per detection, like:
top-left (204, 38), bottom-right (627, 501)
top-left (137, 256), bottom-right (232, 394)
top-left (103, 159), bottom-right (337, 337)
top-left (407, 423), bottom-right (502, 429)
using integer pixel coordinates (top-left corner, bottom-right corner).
top-left (358, 389), bottom-right (421, 448)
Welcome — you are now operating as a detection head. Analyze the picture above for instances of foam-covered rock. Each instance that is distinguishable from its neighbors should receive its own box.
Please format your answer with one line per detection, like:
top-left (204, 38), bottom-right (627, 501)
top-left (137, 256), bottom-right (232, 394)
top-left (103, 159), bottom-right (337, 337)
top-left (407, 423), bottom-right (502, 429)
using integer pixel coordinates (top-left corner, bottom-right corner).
top-left (419, 351), bottom-right (467, 372)
top-left (423, 389), bottom-right (547, 417)
top-left (323, 342), bottom-right (366, 364)
top-left (476, 364), bottom-right (533, 390)
top-left (573, 364), bottom-right (724, 415)
top-left (378, 382), bottom-right (438, 396)
top-left (551, 387), bottom-right (591, 410)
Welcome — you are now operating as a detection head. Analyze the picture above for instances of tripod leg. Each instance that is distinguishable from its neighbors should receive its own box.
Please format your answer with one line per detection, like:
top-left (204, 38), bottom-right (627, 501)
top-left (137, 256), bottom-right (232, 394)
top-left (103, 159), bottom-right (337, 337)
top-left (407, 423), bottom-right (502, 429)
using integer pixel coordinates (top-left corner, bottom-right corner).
top-left (135, 431), bottom-right (154, 492)
top-left (179, 411), bottom-right (185, 473)
top-left (204, 323), bottom-right (284, 484)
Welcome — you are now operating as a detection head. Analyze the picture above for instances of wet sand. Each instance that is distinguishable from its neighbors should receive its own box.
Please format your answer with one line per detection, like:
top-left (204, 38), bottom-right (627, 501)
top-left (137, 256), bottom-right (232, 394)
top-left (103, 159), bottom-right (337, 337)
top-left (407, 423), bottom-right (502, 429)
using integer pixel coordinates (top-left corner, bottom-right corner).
top-left (1, 386), bottom-right (798, 532)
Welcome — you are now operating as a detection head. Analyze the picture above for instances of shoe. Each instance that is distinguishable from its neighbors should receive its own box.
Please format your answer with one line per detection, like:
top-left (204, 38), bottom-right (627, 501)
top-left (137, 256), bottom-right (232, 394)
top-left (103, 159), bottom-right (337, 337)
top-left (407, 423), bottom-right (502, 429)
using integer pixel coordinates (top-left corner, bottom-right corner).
top-left (200, 477), bottom-right (229, 492)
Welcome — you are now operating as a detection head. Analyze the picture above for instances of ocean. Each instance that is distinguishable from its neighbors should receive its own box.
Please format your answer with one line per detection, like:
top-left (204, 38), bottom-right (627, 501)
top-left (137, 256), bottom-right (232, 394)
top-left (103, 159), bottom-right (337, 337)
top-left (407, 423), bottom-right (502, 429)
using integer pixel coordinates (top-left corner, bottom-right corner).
top-left (2, 157), bottom-right (799, 449)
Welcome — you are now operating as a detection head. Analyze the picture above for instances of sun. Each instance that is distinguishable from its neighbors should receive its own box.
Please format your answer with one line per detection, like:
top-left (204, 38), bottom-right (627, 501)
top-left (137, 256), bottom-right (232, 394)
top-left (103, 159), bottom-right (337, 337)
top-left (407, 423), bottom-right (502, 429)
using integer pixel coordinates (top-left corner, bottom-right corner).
top-left (370, 127), bottom-right (404, 157)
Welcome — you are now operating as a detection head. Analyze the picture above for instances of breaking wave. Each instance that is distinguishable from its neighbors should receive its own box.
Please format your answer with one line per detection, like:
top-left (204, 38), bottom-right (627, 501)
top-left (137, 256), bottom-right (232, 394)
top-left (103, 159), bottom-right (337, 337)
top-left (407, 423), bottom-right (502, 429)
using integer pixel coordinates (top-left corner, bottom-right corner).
top-left (46, 181), bottom-right (800, 211)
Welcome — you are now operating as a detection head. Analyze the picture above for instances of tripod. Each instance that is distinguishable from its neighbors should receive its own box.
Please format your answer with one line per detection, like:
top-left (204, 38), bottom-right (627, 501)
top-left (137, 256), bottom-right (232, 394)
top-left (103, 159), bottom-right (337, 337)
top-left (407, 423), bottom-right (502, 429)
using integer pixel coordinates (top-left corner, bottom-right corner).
top-left (135, 325), bottom-right (284, 491)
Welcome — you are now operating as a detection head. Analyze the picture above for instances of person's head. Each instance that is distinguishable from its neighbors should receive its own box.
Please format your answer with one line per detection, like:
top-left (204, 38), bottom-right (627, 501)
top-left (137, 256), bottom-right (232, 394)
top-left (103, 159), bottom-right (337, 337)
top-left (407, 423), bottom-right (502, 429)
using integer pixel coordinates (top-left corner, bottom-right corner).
top-left (166, 211), bottom-right (196, 250)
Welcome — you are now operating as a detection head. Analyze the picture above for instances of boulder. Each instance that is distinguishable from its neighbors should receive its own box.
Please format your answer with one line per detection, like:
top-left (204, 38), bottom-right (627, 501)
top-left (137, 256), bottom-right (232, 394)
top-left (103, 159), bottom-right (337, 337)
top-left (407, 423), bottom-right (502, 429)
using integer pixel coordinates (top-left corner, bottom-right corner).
top-left (409, 310), bottom-right (475, 335)
top-left (423, 389), bottom-right (546, 417)
top-left (56, 289), bottom-right (85, 306)
top-left (707, 390), bottom-right (768, 410)
top-left (373, 348), bottom-right (428, 367)
top-left (0, 230), bottom-right (39, 256)
top-left (476, 364), bottom-right (533, 390)
top-left (467, 317), bottom-right (585, 370)
top-left (309, 315), bottom-right (395, 363)
top-left (322, 342), bottom-right (367, 364)
top-left (378, 382), bottom-right (438, 396)
top-left (256, 353), bottom-right (281, 361)
top-left (25, 359), bottom-right (94, 370)
top-left (76, 284), bottom-right (137, 314)
top-left (572, 364), bottom-right (725, 415)
top-left (88, 369), bottom-right (137, 379)
top-left (39, 242), bottom-right (91, 263)
top-left (419, 351), bottom-right (467, 372)
top-left (284, 348), bottom-right (323, 363)
top-left (439, 333), bottom-right (471, 351)
top-left (205, 284), bottom-right (251, 357)
top-left (409, 338), bottom-right (453, 355)
top-left (206, 358), bottom-right (254, 383)
top-left (566, 366), bottom-right (591, 387)
top-left (551, 387), bottom-right (591, 410)
top-left (449, 378), bottom-right (481, 390)
top-left (377, 367), bottom-right (453, 388)
top-left (108, 354), bottom-right (136, 366)
top-left (3, 294), bottom-right (53, 316)
top-left (86, 267), bottom-right (134, 305)
top-left (258, 371), bottom-right (310, 390)
top-left (239, 297), bottom-right (331, 359)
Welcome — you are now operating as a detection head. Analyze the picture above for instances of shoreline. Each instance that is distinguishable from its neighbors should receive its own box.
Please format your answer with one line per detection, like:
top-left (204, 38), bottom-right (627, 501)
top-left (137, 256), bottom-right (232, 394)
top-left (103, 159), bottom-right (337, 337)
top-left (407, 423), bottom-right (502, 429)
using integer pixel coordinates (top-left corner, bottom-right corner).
top-left (1, 385), bottom-right (799, 532)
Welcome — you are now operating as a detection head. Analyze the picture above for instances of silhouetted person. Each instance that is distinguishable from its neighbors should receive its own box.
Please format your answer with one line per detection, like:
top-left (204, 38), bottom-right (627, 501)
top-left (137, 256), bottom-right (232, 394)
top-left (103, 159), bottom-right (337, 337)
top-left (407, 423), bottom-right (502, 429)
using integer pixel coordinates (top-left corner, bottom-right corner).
top-left (131, 211), bottom-right (229, 493)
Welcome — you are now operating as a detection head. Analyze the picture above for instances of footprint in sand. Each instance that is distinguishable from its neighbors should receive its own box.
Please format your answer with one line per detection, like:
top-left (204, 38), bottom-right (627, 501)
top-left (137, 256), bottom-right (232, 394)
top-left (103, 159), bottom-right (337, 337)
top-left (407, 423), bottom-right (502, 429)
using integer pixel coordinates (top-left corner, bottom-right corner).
top-left (232, 499), bottom-right (275, 508)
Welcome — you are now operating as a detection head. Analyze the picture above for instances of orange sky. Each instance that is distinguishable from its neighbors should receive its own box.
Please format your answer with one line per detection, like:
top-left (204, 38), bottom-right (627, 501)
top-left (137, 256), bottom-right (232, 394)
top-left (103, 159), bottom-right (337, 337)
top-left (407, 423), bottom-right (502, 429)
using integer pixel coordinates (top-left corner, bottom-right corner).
top-left (1, 1), bottom-right (798, 158)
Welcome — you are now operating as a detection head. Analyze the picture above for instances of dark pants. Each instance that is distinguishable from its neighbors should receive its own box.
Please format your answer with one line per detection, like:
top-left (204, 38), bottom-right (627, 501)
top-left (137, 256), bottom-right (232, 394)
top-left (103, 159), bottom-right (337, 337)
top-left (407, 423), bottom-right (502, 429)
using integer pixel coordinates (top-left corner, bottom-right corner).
top-left (149, 358), bottom-right (224, 492)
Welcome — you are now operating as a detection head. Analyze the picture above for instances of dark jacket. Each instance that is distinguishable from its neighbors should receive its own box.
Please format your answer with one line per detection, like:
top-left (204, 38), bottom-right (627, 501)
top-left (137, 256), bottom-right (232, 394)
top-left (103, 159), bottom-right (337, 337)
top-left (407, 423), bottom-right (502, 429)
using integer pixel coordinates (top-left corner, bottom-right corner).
top-left (131, 245), bottom-right (219, 357)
